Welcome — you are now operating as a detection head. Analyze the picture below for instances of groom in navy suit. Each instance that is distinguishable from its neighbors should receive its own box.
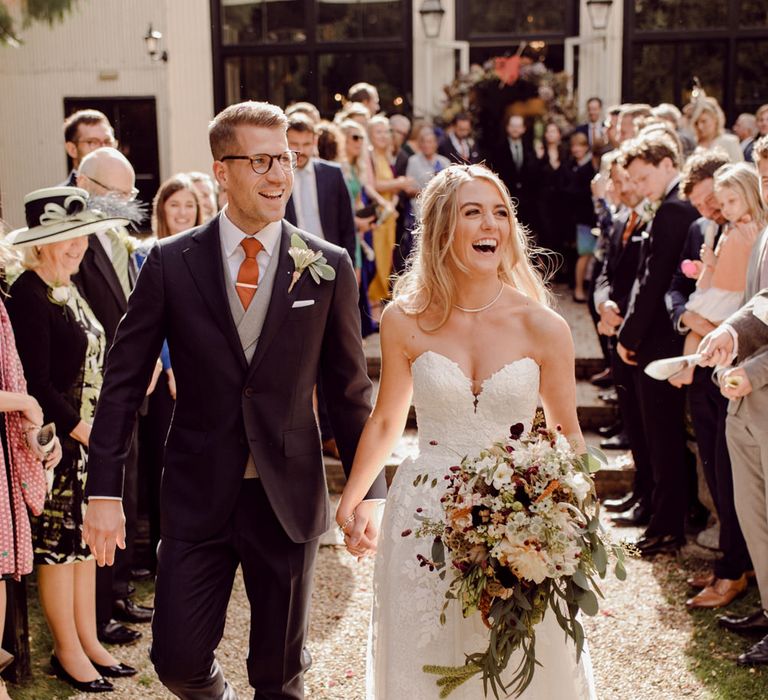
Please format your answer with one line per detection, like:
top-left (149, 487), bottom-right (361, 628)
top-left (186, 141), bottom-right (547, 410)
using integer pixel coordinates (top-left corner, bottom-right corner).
top-left (83, 101), bottom-right (387, 699)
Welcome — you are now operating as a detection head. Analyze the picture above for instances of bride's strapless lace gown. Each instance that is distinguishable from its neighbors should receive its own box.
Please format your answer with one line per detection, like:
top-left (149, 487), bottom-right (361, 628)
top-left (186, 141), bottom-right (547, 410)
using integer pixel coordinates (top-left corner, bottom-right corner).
top-left (368, 351), bottom-right (597, 699)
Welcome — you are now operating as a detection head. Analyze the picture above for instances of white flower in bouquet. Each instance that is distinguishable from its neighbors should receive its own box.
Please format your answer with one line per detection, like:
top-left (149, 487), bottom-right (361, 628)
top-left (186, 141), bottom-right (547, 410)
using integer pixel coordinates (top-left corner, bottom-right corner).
top-left (490, 462), bottom-right (514, 490)
top-left (564, 471), bottom-right (592, 504)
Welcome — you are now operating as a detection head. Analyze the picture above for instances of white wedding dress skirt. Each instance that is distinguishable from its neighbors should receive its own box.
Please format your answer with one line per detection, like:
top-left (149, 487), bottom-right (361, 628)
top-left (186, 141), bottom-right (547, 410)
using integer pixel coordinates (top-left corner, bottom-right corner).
top-left (368, 352), bottom-right (597, 699)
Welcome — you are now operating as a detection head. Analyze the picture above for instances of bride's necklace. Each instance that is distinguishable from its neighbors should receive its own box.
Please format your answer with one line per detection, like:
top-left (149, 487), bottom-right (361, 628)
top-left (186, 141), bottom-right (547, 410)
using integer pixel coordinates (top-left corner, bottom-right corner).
top-left (453, 284), bottom-right (504, 313)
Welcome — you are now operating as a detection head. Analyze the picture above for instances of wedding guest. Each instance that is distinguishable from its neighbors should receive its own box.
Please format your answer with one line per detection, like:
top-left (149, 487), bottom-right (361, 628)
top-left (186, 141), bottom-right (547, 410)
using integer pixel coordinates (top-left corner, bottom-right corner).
top-left (698, 136), bottom-right (768, 664)
top-left (691, 96), bottom-right (744, 163)
top-left (757, 104), bottom-right (768, 140)
top-left (6, 187), bottom-right (136, 691)
top-left (316, 120), bottom-right (345, 163)
top-left (617, 130), bottom-right (700, 556)
top-left (562, 132), bottom-right (597, 302)
top-left (188, 171), bottom-right (218, 222)
top-left (347, 82), bottom-right (380, 116)
top-left (438, 113), bottom-right (479, 164)
top-left (492, 115), bottom-right (537, 234)
top-left (337, 102), bottom-right (371, 127)
top-left (732, 113), bottom-right (757, 162)
top-left (368, 115), bottom-right (412, 308)
top-left (0, 239), bottom-right (62, 700)
top-left (61, 110), bottom-right (115, 186)
top-left (618, 104), bottom-right (652, 144)
top-left (651, 103), bottom-right (697, 158)
top-left (140, 175), bottom-right (204, 567)
top-left (405, 124), bottom-right (450, 219)
top-left (574, 97), bottom-right (606, 154)
top-left (389, 114), bottom-right (411, 156)
top-left (74, 147), bottom-right (152, 644)
top-left (668, 154), bottom-right (756, 609)
top-left (592, 157), bottom-right (653, 525)
top-left (534, 122), bottom-right (569, 264)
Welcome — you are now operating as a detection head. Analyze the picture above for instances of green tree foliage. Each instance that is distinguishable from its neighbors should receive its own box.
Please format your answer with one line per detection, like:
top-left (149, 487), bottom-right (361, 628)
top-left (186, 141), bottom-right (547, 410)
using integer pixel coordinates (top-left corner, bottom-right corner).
top-left (0, 0), bottom-right (80, 46)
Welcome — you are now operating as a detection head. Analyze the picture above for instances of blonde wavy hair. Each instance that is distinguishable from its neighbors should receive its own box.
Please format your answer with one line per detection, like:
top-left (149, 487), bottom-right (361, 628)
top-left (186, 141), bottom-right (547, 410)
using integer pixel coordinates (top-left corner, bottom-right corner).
top-left (393, 164), bottom-right (551, 330)
top-left (713, 162), bottom-right (768, 230)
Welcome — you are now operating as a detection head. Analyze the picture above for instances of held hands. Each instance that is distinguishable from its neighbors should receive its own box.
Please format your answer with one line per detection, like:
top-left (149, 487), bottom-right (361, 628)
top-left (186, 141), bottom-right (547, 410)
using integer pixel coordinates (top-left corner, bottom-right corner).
top-left (336, 500), bottom-right (380, 560)
top-left (698, 326), bottom-right (735, 367)
top-left (616, 342), bottom-right (638, 366)
top-left (83, 499), bottom-right (127, 567)
top-left (597, 301), bottom-right (623, 337)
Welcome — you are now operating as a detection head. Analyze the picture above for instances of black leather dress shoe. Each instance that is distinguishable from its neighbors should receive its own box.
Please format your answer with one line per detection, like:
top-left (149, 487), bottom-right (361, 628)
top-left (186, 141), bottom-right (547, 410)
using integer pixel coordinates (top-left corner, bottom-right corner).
top-left (601, 433), bottom-right (630, 450)
top-left (738, 634), bottom-right (768, 666)
top-left (91, 661), bottom-right (137, 678)
top-left (51, 655), bottom-right (113, 693)
top-left (598, 421), bottom-right (623, 438)
top-left (590, 368), bottom-right (613, 388)
top-left (603, 492), bottom-right (636, 513)
top-left (719, 608), bottom-right (768, 634)
top-left (97, 620), bottom-right (142, 645)
top-left (113, 598), bottom-right (153, 624)
top-left (611, 502), bottom-right (651, 527)
top-left (634, 534), bottom-right (683, 556)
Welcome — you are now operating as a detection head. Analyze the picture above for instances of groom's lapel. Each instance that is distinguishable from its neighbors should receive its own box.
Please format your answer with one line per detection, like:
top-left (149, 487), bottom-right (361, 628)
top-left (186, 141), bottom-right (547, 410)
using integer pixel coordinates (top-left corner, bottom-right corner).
top-left (183, 218), bottom-right (248, 370)
top-left (245, 221), bottom-right (311, 380)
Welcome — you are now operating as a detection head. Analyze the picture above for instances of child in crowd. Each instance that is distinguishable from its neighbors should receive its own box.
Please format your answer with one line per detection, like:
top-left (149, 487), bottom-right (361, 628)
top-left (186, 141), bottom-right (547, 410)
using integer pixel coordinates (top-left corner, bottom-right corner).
top-left (676, 162), bottom-right (768, 383)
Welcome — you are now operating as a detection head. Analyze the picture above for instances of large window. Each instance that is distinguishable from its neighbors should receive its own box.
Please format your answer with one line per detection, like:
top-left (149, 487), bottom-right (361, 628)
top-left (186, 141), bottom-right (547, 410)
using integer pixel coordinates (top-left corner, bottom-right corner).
top-left (212, 0), bottom-right (412, 115)
top-left (623, 0), bottom-right (768, 120)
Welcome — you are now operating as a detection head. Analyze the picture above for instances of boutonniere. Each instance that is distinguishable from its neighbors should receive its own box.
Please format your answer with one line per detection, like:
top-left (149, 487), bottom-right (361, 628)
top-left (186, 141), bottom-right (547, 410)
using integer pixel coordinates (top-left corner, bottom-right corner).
top-left (287, 234), bottom-right (336, 293)
top-left (640, 199), bottom-right (660, 225)
top-left (123, 234), bottom-right (142, 254)
top-left (46, 283), bottom-right (71, 307)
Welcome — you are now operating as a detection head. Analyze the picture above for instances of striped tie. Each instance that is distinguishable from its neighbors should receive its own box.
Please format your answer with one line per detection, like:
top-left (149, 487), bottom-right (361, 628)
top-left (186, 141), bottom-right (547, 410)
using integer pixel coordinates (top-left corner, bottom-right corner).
top-left (106, 229), bottom-right (131, 298)
top-left (236, 237), bottom-right (263, 309)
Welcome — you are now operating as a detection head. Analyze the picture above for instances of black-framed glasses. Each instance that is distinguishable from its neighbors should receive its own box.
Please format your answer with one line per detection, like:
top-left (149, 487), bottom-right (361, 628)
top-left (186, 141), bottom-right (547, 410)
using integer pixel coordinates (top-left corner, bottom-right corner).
top-left (220, 151), bottom-right (299, 174)
top-left (81, 174), bottom-right (139, 201)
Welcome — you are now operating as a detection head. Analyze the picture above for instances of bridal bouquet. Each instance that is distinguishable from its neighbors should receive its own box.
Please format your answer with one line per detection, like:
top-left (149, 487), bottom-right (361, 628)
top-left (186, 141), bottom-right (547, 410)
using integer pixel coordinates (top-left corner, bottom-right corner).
top-left (407, 424), bottom-right (631, 698)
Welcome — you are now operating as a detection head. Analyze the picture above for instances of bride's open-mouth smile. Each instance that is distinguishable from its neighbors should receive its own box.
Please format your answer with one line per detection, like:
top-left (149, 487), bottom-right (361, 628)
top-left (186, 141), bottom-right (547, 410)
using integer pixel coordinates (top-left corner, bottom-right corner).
top-left (472, 238), bottom-right (498, 255)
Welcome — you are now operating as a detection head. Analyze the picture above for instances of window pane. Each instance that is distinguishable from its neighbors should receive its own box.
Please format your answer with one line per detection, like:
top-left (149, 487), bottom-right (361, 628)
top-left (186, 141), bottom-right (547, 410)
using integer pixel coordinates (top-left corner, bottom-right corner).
top-left (739, 0), bottom-right (768, 28)
top-left (317, 0), bottom-right (403, 41)
top-left (221, 0), bottom-right (306, 45)
top-left (630, 42), bottom-right (725, 106)
top-left (318, 51), bottom-right (405, 116)
top-left (633, 0), bottom-right (727, 31)
top-left (735, 40), bottom-right (768, 111)
top-left (224, 55), bottom-right (309, 107)
top-left (465, 1), bottom-right (567, 35)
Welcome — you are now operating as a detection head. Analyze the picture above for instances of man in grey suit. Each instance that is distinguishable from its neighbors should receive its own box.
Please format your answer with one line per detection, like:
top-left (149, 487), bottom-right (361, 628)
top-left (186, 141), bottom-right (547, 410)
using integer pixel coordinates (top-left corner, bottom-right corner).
top-left (699, 135), bottom-right (768, 666)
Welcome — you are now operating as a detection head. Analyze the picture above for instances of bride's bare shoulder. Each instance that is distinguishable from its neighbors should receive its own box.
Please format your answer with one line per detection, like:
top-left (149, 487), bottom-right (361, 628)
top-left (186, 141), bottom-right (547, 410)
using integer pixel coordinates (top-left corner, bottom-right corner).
top-left (512, 292), bottom-right (574, 350)
top-left (379, 303), bottom-right (422, 355)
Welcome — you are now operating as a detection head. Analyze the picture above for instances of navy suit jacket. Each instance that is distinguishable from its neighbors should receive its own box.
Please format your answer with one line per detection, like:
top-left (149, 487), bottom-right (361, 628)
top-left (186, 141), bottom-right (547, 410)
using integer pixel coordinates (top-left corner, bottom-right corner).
top-left (85, 217), bottom-right (386, 543)
top-left (618, 184), bottom-right (700, 364)
top-left (284, 159), bottom-right (356, 262)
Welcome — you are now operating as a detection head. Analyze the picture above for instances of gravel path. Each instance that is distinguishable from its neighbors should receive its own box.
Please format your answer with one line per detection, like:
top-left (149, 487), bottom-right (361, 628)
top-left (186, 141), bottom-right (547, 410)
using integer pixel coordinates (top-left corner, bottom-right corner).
top-left (66, 518), bottom-right (739, 700)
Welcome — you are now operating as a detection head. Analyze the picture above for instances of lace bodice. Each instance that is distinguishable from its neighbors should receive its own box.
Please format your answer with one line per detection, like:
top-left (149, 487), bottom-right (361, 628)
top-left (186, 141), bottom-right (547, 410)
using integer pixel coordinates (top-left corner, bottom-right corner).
top-left (411, 351), bottom-right (540, 457)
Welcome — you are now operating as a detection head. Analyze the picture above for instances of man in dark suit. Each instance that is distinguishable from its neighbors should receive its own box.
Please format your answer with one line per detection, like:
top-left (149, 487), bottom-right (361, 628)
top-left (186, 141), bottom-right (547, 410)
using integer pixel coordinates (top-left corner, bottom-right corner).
top-left (574, 96), bottom-right (607, 154)
top-left (617, 131), bottom-right (700, 556)
top-left (438, 113), bottom-right (480, 164)
top-left (592, 158), bottom-right (652, 526)
top-left (73, 147), bottom-right (152, 645)
top-left (60, 109), bottom-right (116, 186)
top-left (492, 114), bottom-right (537, 232)
top-left (284, 113), bottom-right (356, 261)
top-left (83, 101), bottom-right (387, 699)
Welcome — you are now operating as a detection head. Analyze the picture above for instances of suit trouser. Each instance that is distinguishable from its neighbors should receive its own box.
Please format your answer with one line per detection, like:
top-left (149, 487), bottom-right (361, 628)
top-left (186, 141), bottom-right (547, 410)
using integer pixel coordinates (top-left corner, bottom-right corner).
top-left (610, 346), bottom-right (653, 507)
top-left (151, 479), bottom-right (319, 700)
top-left (96, 428), bottom-right (139, 625)
top-left (636, 367), bottom-right (691, 539)
top-left (689, 367), bottom-right (751, 579)
top-left (726, 397), bottom-right (768, 609)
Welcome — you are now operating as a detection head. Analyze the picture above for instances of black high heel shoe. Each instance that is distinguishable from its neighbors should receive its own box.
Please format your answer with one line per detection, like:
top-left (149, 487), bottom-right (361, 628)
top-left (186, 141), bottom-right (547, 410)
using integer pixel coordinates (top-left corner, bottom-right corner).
top-left (91, 660), bottom-right (137, 678)
top-left (50, 655), bottom-right (114, 693)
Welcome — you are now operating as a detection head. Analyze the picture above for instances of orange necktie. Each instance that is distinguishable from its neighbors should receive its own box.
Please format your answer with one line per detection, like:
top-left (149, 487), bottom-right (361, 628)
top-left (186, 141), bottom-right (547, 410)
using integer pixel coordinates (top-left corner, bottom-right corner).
top-left (622, 211), bottom-right (639, 245)
top-left (236, 237), bottom-right (263, 309)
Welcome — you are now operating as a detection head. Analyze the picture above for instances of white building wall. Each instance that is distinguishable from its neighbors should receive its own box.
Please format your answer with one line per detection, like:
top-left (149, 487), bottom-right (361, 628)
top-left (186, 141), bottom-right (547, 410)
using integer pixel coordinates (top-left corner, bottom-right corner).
top-left (0, 0), bottom-right (213, 228)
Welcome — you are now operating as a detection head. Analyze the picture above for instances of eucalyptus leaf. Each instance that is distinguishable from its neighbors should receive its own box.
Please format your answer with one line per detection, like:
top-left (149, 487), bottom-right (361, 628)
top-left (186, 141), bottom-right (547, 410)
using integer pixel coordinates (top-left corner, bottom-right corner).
top-left (572, 568), bottom-right (590, 591)
top-left (576, 589), bottom-right (599, 616)
top-left (614, 559), bottom-right (627, 581)
top-left (290, 233), bottom-right (307, 249)
top-left (309, 266), bottom-right (320, 284)
top-left (314, 263), bottom-right (336, 280)
top-left (593, 543), bottom-right (608, 575)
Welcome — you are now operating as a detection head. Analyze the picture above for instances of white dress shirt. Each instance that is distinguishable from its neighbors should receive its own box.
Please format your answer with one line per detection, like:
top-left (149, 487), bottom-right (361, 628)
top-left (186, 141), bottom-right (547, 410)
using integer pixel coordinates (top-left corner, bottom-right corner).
top-left (218, 206), bottom-right (282, 285)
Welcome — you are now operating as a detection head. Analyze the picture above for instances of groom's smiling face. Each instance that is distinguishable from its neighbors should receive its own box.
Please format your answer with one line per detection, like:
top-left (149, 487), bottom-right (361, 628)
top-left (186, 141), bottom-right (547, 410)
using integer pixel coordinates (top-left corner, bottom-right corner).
top-left (216, 124), bottom-right (294, 233)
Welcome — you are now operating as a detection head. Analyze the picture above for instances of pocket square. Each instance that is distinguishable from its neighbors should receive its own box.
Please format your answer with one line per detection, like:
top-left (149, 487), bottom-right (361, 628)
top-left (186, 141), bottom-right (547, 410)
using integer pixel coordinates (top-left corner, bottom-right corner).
top-left (292, 299), bottom-right (315, 308)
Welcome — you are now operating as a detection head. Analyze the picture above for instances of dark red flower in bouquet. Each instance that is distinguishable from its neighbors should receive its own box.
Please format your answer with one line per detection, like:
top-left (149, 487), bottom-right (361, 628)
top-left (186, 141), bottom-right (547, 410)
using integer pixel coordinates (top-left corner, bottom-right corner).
top-left (509, 423), bottom-right (525, 440)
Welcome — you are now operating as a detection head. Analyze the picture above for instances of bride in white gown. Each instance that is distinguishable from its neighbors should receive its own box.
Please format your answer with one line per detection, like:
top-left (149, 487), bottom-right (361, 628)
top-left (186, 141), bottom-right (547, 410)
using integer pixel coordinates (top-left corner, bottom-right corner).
top-left (337, 164), bottom-right (597, 699)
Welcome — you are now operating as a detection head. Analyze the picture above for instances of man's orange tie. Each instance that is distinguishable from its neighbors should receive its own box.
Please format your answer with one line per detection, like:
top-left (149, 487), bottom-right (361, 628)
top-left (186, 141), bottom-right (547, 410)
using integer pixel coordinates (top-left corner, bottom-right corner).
top-left (236, 237), bottom-right (263, 309)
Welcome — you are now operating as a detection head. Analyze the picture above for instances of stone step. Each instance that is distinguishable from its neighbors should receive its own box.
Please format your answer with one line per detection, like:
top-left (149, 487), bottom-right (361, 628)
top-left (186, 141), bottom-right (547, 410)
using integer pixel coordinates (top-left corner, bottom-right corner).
top-left (323, 429), bottom-right (634, 500)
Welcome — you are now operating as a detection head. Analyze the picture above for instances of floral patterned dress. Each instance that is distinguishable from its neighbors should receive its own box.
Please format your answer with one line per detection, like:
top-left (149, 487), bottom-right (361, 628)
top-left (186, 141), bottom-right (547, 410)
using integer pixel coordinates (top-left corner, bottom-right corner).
top-left (32, 284), bottom-right (104, 565)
